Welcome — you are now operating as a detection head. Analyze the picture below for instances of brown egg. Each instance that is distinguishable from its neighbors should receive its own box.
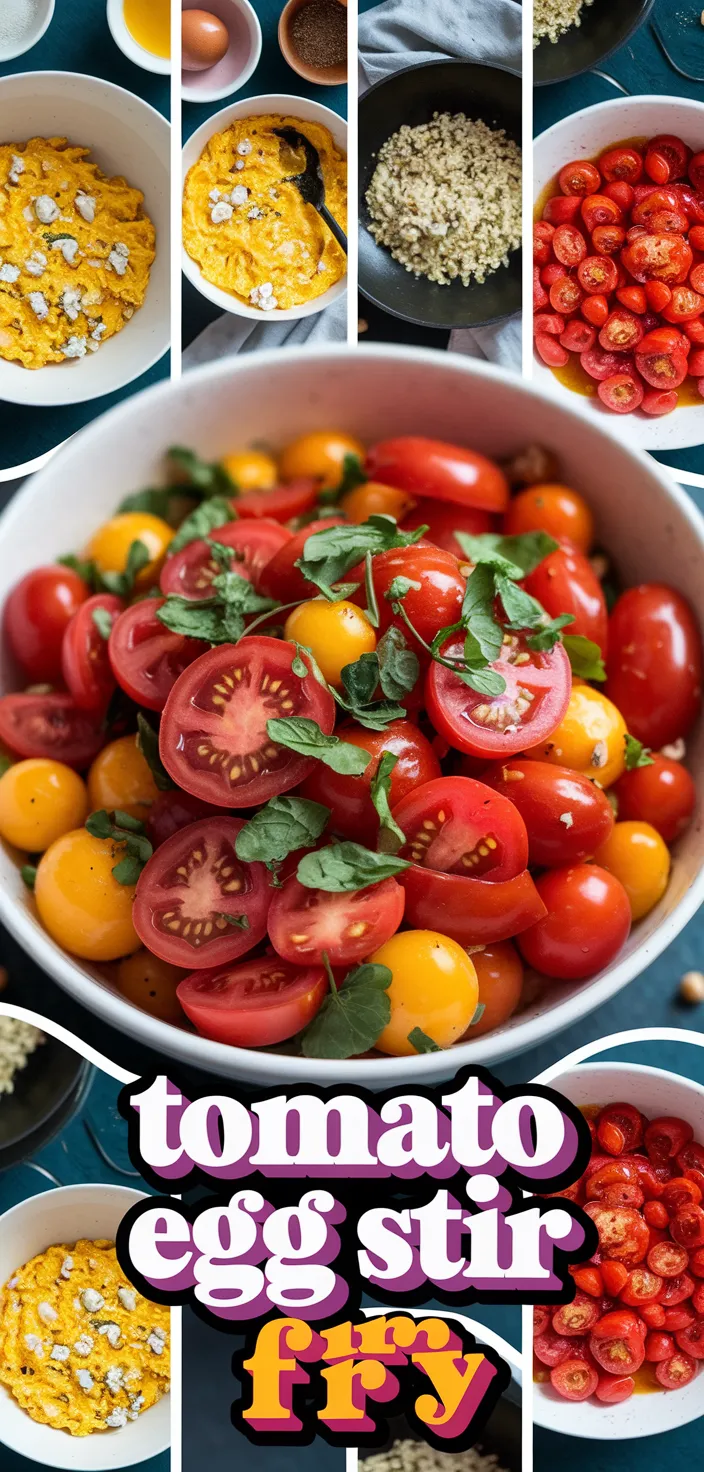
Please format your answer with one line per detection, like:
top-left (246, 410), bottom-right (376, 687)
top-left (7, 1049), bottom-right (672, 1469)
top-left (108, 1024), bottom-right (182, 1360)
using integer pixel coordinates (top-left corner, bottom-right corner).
top-left (182, 8), bottom-right (230, 71)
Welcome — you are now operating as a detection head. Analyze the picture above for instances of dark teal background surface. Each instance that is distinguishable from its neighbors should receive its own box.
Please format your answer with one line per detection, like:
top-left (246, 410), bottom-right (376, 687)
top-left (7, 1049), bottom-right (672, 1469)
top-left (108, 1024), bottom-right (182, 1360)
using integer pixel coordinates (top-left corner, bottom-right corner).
top-left (182, 0), bottom-right (347, 348)
top-left (0, 0), bottom-right (170, 474)
top-left (535, 0), bottom-right (704, 481)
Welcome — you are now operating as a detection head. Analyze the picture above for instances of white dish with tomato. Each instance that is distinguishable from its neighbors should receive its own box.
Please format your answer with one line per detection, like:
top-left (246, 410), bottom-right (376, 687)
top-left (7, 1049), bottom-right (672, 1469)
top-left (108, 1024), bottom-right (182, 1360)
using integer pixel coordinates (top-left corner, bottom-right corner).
top-left (0, 346), bottom-right (702, 1082)
top-left (534, 96), bottom-right (704, 450)
top-left (534, 1062), bottom-right (704, 1440)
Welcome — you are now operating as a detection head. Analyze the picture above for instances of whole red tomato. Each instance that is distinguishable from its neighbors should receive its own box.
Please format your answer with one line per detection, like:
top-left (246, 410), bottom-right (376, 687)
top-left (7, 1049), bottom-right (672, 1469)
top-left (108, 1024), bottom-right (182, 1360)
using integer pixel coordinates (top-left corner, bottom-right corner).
top-left (606, 584), bottom-right (703, 748)
top-left (4, 565), bottom-right (89, 682)
top-left (365, 437), bottom-right (509, 512)
top-left (524, 542), bottom-right (608, 654)
top-left (297, 719), bottom-right (441, 848)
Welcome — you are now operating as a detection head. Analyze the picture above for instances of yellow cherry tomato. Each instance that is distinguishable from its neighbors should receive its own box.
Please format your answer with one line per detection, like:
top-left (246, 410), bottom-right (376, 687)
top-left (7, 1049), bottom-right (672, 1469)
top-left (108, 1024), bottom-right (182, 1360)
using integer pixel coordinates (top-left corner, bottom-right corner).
top-left (341, 481), bottom-right (415, 524)
top-left (0, 759), bottom-right (88, 852)
top-left (278, 431), bottom-right (366, 490)
top-left (221, 449), bottom-right (278, 491)
top-left (117, 949), bottom-right (186, 1025)
top-left (284, 599), bottom-right (377, 688)
top-left (88, 735), bottom-right (161, 822)
top-left (85, 512), bottom-right (173, 590)
top-left (372, 930), bottom-right (478, 1056)
top-left (525, 685), bottom-right (628, 788)
top-left (35, 829), bottom-right (140, 961)
top-left (594, 820), bottom-right (671, 921)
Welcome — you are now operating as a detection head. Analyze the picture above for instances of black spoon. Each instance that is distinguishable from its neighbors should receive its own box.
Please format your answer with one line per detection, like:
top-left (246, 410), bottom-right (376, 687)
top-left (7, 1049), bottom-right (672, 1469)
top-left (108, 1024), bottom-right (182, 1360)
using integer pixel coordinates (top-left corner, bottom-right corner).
top-left (274, 125), bottom-right (347, 255)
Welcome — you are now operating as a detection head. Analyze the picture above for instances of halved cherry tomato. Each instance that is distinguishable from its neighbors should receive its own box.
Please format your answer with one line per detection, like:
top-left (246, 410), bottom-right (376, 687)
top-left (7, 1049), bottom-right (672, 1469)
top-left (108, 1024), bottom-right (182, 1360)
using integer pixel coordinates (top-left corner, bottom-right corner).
top-left (257, 517), bottom-right (345, 603)
top-left (604, 181), bottom-right (636, 213)
top-left (634, 346), bottom-right (688, 389)
top-left (463, 940), bottom-right (523, 1038)
top-left (591, 225), bottom-right (626, 256)
top-left (534, 1307), bottom-right (551, 1336)
top-left (578, 256), bottom-right (618, 295)
top-left (661, 1273), bottom-right (696, 1307)
top-left (632, 188), bottom-right (689, 233)
top-left (602, 1261), bottom-right (630, 1297)
top-left (553, 1294), bottom-right (600, 1336)
top-left (689, 152), bottom-right (704, 192)
top-left (503, 484), bottom-right (594, 552)
top-left (598, 374), bottom-right (644, 414)
top-left (597, 1103), bottom-right (644, 1154)
top-left (108, 599), bottom-right (209, 713)
top-left (622, 232), bottom-right (693, 284)
top-left (536, 333), bottom-right (569, 367)
top-left (159, 636), bottom-right (336, 808)
top-left (656, 1351), bottom-right (697, 1387)
top-left (542, 262), bottom-right (567, 286)
top-left (160, 520), bottom-right (290, 601)
top-left (619, 1267), bottom-right (664, 1305)
top-left (675, 1318), bottom-right (704, 1359)
top-left (177, 958), bottom-right (327, 1047)
top-left (481, 759), bottom-right (614, 868)
top-left (642, 389), bottom-right (679, 415)
top-left (599, 147), bottom-right (644, 184)
top-left (267, 873), bottom-right (404, 967)
top-left (581, 343), bottom-right (631, 380)
top-left (549, 276), bottom-right (584, 315)
top-left (391, 775), bottom-right (528, 881)
top-left (298, 719), bottom-right (440, 849)
top-left (590, 1309), bottom-right (645, 1373)
top-left (648, 1241), bottom-right (690, 1278)
top-left (616, 285), bottom-right (647, 314)
top-left (645, 1330), bottom-right (674, 1361)
top-left (671, 1205), bottom-right (704, 1249)
top-left (61, 593), bottom-right (123, 712)
top-left (0, 692), bottom-right (104, 769)
top-left (534, 265), bottom-right (549, 310)
top-left (549, 1358), bottom-right (600, 1405)
top-left (352, 543), bottom-right (466, 649)
top-left (582, 194), bottom-right (623, 232)
top-left (544, 195), bottom-right (583, 226)
top-left (560, 320), bottom-right (596, 353)
top-left (599, 309), bottom-right (644, 353)
top-left (133, 815), bottom-right (271, 968)
top-left (647, 136), bottom-right (690, 183)
top-left (662, 285), bottom-right (704, 323)
top-left (517, 864), bottom-right (631, 981)
top-left (401, 498), bottom-right (494, 559)
top-left (534, 222), bottom-right (555, 266)
top-left (525, 542), bottom-right (608, 651)
top-left (644, 1201), bottom-right (670, 1229)
top-left (234, 479), bottom-right (318, 522)
top-left (365, 437), bottom-right (509, 513)
top-left (534, 313), bottom-right (567, 336)
top-left (646, 1116), bottom-right (694, 1163)
top-left (572, 1266), bottom-right (604, 1297)
top-left (534, 1330), bottom-right (576, 1367)
top-left (595, 1374), bottom-right (634, 1403)
top-left (553, 224), bottom-right (588, 266)
top-left (559, 160), bottom-right (602, 196)
top-left (677, 1140), bottom-right (704, 1174)
top-left (4, 565), bottom-right (88, 683)
top-left (606, 585), bottom-right (703, 748)
top-left (426, 631), bottom-right (571, 760)
top-left (398, 864), bottom-right (546, 946)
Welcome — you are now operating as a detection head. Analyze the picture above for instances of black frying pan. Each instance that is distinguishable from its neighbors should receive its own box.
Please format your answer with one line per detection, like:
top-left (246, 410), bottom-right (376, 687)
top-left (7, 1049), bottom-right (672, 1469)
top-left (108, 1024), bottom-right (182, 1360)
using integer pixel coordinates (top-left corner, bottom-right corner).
top-left (534, 0), bottom-right (655, 86)
top-left (361, 1391), bottom-right (522, 1471)
top-left (359, 61), bottom-right (522, 331)
top-left (0, 1022), bottom-right (92, 1172)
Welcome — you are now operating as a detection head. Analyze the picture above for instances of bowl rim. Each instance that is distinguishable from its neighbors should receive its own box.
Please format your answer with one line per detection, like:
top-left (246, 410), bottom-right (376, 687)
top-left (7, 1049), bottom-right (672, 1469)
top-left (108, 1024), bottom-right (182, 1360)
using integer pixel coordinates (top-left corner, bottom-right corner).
top-left (106, 0), bottom-right (171, 76)
top-left (181, 0), bottom-right (264, 104)
top-left (533, 93), bottom-right (704, 450)
top-left (532, 1059), bottom-right (704, 1439)
top-left (358, 58), bottom-right (522, 330)
top-left (0, 0), bottom-right (54, 64)
top-left (533, 0), bottom-right (656, 87)
top-left (0, 343), bottom-right (702, 1083)
top-left (181, 90), bottom-right (347, 320)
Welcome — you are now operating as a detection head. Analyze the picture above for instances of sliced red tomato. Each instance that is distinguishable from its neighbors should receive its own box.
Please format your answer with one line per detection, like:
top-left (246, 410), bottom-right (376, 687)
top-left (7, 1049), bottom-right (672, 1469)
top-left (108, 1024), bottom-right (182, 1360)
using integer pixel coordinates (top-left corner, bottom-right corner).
top-left (524, 542), bottom-right (608, 653)
top-left (108, 599), bottom-right (209, 713)
top-left (596, 1102), bottom-right (643, 1153)
top-left (61, 593), bottom-right (124, 712)
top-left (656, 1350), bottom-right (698, 1387)
top-left (133, 815), bottom-right (271, 968)
top-left (0, 692), bottom-right (104, 769)
top-left (584, 1204), bottom-right (650, 1264)
top-left (606, 584), bottom-right (703, 748)
top-left (552, 1294), bottom-right (600, 1336)
top-left (398, 864), bottom-right (546, 946)
top-left (550, 1358), bottom-right (599, 1402)
top-left (599, 147), bottom-right (644, 184)
top-left (177, 957), bottom-right (327, 1046)
top-left (590, 1312), bottom-right (645, 1375)
top-left (234, 478), bottom-right (318, 522)
top-left (390, 775), bottom-right (528, 881)
top-left (267, 873), bottom-right (404, 966)
top-left (622, 232), bottom-right (693, 284)
top-left (595, 1374), bottom-right (634, 1404)
top-left (160, 520), bottom-right (290, 601)
top-left (365, 437), bottom-right (509, 513)
top-left (159, 636), bottom-right (336, 808)
top-left (426, 632), bottom-right (571, 759)
top-left (481, 759), bottom-right (614, 868)
top-left (559, 160), bottom-right (602, 195)
top-left (646, 135), bottom-right (690, 184)
top-left (297, 718), bottom-right (441, 849)
top-left (517, 864), bottom-right (631, 980)
top-left (400, 497), bottom-right (494, 559)
top-left (675, 1318), bottom-right (704, 1359)
top-left (257, 517), bottom-right (345, 603)
top-left (4, 565), bottom-right (89, 683)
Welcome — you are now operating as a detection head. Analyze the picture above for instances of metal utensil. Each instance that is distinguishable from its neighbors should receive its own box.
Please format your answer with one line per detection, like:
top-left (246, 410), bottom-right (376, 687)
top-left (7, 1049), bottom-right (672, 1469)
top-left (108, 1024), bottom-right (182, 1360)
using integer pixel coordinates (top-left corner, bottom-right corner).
top-left (274, 125), bottom-right (347, 254)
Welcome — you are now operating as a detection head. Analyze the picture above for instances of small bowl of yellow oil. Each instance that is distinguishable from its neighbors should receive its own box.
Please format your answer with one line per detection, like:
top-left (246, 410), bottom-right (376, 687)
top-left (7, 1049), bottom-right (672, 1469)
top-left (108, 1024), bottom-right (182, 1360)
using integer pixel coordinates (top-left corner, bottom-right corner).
top-left (107, 0), bottom-right (171, 75)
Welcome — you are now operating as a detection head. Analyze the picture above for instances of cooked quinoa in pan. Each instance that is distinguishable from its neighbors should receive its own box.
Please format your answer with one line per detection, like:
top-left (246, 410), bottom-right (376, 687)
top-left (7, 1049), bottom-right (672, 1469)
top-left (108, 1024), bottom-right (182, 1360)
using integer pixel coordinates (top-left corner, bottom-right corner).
top-left (362, 1440), bottom-right (509, 1472)
top-left (365, 112), bottom-right (521, 288)
top-left (533, 0), bottom-right (594, 45)
top-left (0, 1017), bottom-right (42, 1095)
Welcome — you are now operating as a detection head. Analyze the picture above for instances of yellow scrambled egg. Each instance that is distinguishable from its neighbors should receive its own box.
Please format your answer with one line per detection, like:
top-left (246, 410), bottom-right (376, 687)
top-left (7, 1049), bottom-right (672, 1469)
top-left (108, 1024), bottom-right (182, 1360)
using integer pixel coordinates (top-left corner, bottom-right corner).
top-left (0, 137), bottom-right (156, 369)
top-left (0, 1239), bottom-right (169, 1436)
top-left (183, 114), bottom-right (347, 311)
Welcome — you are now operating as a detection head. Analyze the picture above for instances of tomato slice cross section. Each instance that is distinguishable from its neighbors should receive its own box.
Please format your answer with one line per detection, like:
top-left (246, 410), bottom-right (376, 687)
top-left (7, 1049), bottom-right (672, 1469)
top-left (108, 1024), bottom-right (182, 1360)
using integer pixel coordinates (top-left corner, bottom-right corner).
top-left (109, 599), bottom-right (209, 712)
top-left (177, 957), bottom-right (327, 1047)
top-left (61, 593), bottom-right (124, 712)
top-left (159, 635), bottom-right (336, 807)
top-left (133, 815), bottom-right (271, 968)
top-left (267, 874), bottom-right (405, 966)
top-left (426, 632), bottom-right (571, 758)
top-left (391, 775), bottom-right (528, 881)
top-left (0, 692), bottom-right (105, 768)
top-left (160, 519), bottom-right (291, 601)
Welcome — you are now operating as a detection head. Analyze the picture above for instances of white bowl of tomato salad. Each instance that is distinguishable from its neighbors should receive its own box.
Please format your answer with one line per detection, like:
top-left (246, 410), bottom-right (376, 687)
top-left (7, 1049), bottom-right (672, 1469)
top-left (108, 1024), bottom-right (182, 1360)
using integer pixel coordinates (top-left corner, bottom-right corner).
top-left (533, 1062), bottom-right (704, 1439)
top-left (0, 344), bottom-right (702, 1083)
top-left (533, 95), bottom-right (704, 450)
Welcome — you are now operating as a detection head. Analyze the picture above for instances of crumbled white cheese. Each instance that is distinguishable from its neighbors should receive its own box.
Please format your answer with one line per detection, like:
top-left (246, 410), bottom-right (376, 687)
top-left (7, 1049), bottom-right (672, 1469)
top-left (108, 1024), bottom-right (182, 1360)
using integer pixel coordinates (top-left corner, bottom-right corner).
top-left (25, 249), bottom-right (47, 277)
top-left (231, 184), bottom-right (248, 206)
top-left (117, 1286), bottom-right (137, 1311)
top-left (247, 206), bottom-right (262, 220)
top-left (22, 204), bottom-right (34, 223)
top-left (105, 1366), bottom-right (124, 1392)
top-left (209, 188), bottom-right (221, 202)
top-left (0, 263), bottom-right (20, 283)
top-left (34, 195), bottom-right (60, 224)
top-left (52, 236), bottom-right (80, 265)
top-left (75, 192), bottom-right (96, 223)
top-left (237, 140), bottom-right (252, 155)
top-left (81, 1288), bottom-right (104, 1312)
top-left (211, 201), bottom-right (233, 224)
top-left (559, 812), bottom-right (574, 828)
top-left (317, 260), bottom-right (326, 272)
top-left (61, 287), bottom-right (83, 322)
top-left (8, 155), bottom-right (24, 185)
top-left (75, 1368), bottom-right (94, 1391)
top-left (107, 245), bottom-right (129, 276)
top-left (60, 1257), bottom-right (73, 1279)
top-left (61, 335), bottom-right (87, 358)
top-left (98, 1321), bottom-right (121, 1348)
top-left (28, 291), bottom-right (49, 321)
top-left (38, 1301), bottom-right (58, 1324)
top-left (24, 1334), bottom-right (43, 1356)
top-left (50, 1344), bottom-right (70, 1362)
top-left (147, 1329), bottom-right (166, 1354)
top-left (249, 282), bottom-right (278, 311)
top-left (106, 1407), bottom-right (128, 1428)
top-left (235, 159), bottom-right (245, 171)
top-left (73, 1334), bottom-right (94, 1356)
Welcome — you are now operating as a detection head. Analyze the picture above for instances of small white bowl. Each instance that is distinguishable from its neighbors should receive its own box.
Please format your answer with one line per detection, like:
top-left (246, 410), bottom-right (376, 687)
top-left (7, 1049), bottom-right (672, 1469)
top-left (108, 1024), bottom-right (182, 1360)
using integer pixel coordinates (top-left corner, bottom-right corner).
top-left (0, 0), bottom-right (54, 62)
top-left (0, 1184), bottom-right (170, 1469)
top-left (182, 92), bottom-right (347, 320)
top-left (0, 71), bottom-right (170, 408)
top-left (533, 1062), bottom-right (704, 1441)
top-left (533, 95), bottom-right (704, 452)
top-left (181, 0), bottom-right (262, 104)
top-left (106, 0), bottom-right (170, 76)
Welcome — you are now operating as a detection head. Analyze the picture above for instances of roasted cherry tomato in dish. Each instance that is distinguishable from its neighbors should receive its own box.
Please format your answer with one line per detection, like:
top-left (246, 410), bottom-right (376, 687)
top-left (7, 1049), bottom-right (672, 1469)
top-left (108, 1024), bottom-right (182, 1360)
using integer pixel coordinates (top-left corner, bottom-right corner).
top-left (158, 637), bottom-right (336, 808)
top-left (108, 599), bottom-right (209, 713)
top-left (177, 958), bottom-right (327, 1047)
top-left (613, 755), bottom-right (696, 843)
top-left (606, 585), bottom-right (703, 750)
top-left (133, 815), bottom-right (271, 969)
top-left (0, 692), bottom-right (105, 769)
top-left (481, 758), bottom-right (614, 868)
top-left (297, 719), bottom-right (441, 849)
top-left (61, 593), bottom-right (123, 713)
top-left (391, 775), bottom-right (529, 882)
top-left (426, 631), bottom-right (571, 759)
top-left (365, 437), bottom-right (509, 513)
top-left (517, 864), bottom-right (631, 980)
top-left (550, 1359), bottom-right (599, 1402)
top-left (4, 565), bottom-right (88, 683)
top-left (267, 873), bottom-right (405, 967)
top-left (599, 147), bottom-right (644, 184)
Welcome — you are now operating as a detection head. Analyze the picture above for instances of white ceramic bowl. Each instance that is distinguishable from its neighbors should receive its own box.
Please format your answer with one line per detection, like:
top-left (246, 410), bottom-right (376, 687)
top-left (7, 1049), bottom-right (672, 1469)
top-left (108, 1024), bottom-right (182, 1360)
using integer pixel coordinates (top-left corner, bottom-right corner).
top-left (0, 346), bottom-right (703, 1084)
top-left (0, 72), bottom-right (170, 407)
top-left (181, 93), bottom-right (347, 320)
top-left (533, 95), bottom-right (704, 451)
top-left (533, 1062), bottom-right (704, 1440)
top-left (181, 0), bottom-right (263, 104)
top-left (0, 0), bottom-right (54, 62)
top-left (106, 0), bottom-right (171, 76)
top-left (0, 1184), bottom-right (170, 1468)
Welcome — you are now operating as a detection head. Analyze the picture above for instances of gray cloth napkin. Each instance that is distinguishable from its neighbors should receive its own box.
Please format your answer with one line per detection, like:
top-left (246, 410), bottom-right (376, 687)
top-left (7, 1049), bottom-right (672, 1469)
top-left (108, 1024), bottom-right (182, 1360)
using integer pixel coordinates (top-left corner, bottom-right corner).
top-left (183, 294), bottom-right (347, 370)
top-left (358, 0), bottom-right (522, 367)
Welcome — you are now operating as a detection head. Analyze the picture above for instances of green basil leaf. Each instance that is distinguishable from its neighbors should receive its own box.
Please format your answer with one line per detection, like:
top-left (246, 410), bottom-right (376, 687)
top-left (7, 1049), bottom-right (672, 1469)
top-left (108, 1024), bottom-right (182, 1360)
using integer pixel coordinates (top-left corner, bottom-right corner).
top-left (85, 808), bottom-right (153, 884)
top-left (496, 574), bottom-right (546, 631)
top-left (211, 570), bottom-right (275, 612)
top-left (99, 539), bottom-right (150, 597)
top-left (364, 550), bottom-right (380, 628)
top-left (460, 564), bottom-right (504, 662)
top-left (470, 1002), bottom-right (486, 1026)
top-left (385, 575), bottom-right (421, 601)
top-left (297, 841), bottom-right (409, 892)
top-left (216, 912), bottom-right (250, 929)
top-left (370, 752), bottom-right (406, 852)
top-left (563, 634), bottom-right (606, 682)
top-left (455, 530), bottom-right (558, 577)
top-left (341, 652), bottom-right (379, 708)
top-left (526, 613), bottom-right (575, 652)
top-left (377, 626), bottom-right (419, 701)
top-left (297, 517), bottom-right (424, 598)
top-left (350, 700), bottom-right (406, 732)
top-left (156, 596), bottom-right (242, 644)
top-left (235, 796), bottom-right (329, 866)
top-left (91, 606), bottom-right (113, 641)
top-left (168, 446), bottom-right (235, 498)
top-left (267, 717), bottom-right (372, 774)
top-left (301, 961), bottom-right (393, 1059)
top-left (117, 487), bottom-right (173, 518)
top-left (624, 734), bottom-right (654, 770)
top-left (407, 1027), bottom-right (441, 1054)
top-left (169, 497), bottom-right (235, 554)
top-left (136, 713), bottom-right (174, 793)
top-left (111, 854), bottom-right (143, 885)
top-left (21, 863), bottom-right (37, 890)
top-left (456, 665), bottom-right (507, 696)
top-left (337, 452), bottom-right (367, 496)
top-left (58, 554), bottom-right (98, 587)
